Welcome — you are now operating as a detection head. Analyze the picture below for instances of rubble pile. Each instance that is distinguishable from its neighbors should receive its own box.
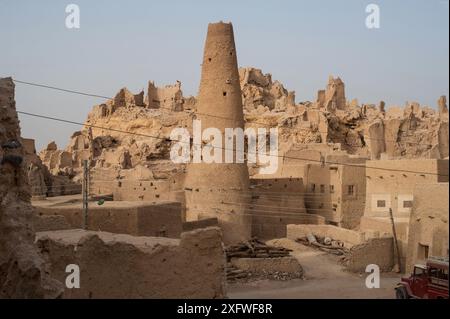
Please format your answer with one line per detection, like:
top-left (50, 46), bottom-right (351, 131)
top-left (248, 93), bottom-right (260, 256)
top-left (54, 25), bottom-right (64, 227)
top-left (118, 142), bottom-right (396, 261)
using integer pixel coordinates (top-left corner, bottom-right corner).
top-left (225, 237), bottom-right (292, 259)
top-left (225, 238), bottom-right (303, 282)
top-left (295, 233), bottom-right (350, 256)
top-left (226, 263), bottom-right (303, 282)
top-left (239, 67), bottom-right (295, 113)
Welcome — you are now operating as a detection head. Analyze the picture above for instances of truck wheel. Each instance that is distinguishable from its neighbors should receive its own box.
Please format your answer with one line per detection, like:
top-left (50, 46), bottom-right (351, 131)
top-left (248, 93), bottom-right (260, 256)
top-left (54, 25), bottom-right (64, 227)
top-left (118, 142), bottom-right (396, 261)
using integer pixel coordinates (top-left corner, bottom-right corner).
top-left (395, 287), bottom-right (408, 299)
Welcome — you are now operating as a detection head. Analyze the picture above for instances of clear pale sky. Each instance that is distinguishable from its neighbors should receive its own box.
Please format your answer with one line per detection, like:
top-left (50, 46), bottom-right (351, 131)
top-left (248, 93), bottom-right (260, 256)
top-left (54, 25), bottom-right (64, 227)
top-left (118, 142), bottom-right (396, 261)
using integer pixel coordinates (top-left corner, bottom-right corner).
top-left (0, 0), bottom-right (448, 150)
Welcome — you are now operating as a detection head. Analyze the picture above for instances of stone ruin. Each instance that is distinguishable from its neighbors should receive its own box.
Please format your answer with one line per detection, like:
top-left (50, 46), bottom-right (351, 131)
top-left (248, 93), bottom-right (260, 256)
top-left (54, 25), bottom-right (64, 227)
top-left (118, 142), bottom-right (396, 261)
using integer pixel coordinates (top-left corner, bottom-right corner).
top-left (0, 77), bottom-right (63, 298)
top-left (317, 76), bottom-right (346, 111)
top-left (33, 70), bottom-right (449, 193)
top-left (23, 138), bottom-right (81, 199)
top-left (239, 67), bottom-right (295, 113)
top-left (147, 80), bottom-right (185, 111)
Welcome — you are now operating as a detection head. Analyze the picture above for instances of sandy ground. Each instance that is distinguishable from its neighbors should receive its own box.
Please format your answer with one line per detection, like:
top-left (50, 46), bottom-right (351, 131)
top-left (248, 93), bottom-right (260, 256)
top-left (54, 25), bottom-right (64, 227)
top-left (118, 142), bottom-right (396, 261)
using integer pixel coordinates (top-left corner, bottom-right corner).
top-left (227, 239), bottom-right (401, 299)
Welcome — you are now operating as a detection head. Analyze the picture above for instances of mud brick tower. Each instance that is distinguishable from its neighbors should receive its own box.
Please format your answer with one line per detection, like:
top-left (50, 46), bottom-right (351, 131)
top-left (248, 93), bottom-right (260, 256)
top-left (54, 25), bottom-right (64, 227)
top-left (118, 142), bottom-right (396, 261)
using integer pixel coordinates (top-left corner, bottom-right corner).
top-left (184, 22), bottom-right (251, 244)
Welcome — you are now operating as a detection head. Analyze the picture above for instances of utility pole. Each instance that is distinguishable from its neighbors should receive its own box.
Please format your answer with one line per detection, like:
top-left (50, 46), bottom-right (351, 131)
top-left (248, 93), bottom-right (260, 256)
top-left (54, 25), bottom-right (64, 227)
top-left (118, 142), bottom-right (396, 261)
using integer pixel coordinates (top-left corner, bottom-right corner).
top-left (389, 208), bottom-right (402, 272)
top-left (82, 159), bottom-right (89, 230)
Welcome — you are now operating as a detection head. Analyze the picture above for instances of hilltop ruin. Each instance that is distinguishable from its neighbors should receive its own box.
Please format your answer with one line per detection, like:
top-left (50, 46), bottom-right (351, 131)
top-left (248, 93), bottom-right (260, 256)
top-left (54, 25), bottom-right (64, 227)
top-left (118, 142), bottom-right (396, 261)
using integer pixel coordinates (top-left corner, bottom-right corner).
top-left (31, 68), bottom-right (449, 195)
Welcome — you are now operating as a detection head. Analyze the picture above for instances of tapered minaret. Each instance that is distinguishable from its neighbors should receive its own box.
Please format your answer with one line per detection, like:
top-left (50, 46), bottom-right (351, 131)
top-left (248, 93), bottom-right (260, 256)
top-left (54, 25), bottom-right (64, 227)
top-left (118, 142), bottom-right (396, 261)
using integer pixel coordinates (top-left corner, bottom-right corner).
top-left (184, 22), bottom-right (251, 244)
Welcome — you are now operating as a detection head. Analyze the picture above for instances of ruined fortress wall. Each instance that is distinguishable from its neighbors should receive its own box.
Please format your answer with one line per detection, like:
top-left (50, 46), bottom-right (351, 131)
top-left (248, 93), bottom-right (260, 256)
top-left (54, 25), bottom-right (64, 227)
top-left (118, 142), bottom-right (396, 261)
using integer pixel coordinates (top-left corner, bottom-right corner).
top-left (366, 120), bottom-right (386, 160)
top-left (383, 119), bottom-right (401, 157)
top-left (22, 137), bottom-right (37, 155)
top-left (36, 227), bottom-right (226, 298)
top-left (184, 22), bottom-right (251, 244)
top-left (35, 201), bottom-right (183, 238)
top-left (324, 76), bottom-right (346, 111)
top-left (367, 103), bottom-right (449, 160)
top-left (406, 183), bottom-right (449, 273)
top-left (0, 77), bottom-right (63, 298)
top-left (147, 81), bottom-right (183, 111)
top-left (22, 137), bottom-right (49, 198)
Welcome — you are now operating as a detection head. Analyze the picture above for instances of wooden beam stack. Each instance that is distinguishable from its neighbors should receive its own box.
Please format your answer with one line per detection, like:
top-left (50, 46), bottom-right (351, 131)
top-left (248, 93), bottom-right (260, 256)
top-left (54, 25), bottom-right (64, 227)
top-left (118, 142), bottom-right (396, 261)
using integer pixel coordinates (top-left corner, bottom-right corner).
top-left (225, 237), bottom-right (292, 260)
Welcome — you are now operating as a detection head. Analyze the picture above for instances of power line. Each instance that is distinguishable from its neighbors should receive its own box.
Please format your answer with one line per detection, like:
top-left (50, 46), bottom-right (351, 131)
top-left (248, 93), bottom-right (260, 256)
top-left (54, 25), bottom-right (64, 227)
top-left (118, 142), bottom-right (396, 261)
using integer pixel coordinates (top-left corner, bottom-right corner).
top-left (18, 110), bottom-right (167, 141)
top-left (35, 198), bottom-right (332, 219)
top-left (13, 79), bottom-right (438, 147)
top-left (17, 110), bottom-right (449, 177)
top-left (14, 80), bottom-right (112, 100)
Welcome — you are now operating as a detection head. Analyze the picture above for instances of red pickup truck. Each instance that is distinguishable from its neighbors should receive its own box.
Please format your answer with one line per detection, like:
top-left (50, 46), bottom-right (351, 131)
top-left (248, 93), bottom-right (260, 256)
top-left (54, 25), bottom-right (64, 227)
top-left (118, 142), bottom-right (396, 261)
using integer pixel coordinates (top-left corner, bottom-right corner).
top-left (396, 257), bottom-right (449, 299)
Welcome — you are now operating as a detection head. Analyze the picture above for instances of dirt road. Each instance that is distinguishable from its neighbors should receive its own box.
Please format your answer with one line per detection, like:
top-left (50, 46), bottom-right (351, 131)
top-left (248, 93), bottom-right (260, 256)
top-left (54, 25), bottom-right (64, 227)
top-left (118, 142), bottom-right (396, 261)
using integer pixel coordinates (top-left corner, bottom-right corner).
top-left (227, 239), bottom-right (400, 299)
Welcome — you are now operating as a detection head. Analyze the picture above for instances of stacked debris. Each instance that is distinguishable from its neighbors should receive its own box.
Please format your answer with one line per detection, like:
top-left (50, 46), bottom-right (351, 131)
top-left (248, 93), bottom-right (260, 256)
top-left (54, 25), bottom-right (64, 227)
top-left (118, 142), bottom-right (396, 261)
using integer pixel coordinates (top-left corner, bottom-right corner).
top-left (295, 233), bottom-right (350, 256)
top-left (226, 263), bottom-right (302, 282)
top-left (225, 237), bottom-right (292, 259)
top-left (225, 238), bottom-right (303, 282)
top-left (226, 264), bottom-right (249, 281)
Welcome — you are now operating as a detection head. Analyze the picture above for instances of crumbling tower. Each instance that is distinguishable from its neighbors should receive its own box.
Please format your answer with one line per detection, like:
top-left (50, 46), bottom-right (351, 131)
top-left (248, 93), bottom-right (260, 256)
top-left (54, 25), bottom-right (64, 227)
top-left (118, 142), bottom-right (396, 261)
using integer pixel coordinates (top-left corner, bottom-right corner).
top-left (184, 22), bottom-right (251, 244)
top-left (325, 76), bottom-right (346, 111)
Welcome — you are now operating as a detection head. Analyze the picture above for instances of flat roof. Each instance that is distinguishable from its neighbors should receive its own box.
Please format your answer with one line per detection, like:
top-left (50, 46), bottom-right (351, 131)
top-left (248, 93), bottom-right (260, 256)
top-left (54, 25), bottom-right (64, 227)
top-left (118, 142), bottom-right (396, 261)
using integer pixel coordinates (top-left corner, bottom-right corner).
top-left (36, 229), bottom-right (180, 253)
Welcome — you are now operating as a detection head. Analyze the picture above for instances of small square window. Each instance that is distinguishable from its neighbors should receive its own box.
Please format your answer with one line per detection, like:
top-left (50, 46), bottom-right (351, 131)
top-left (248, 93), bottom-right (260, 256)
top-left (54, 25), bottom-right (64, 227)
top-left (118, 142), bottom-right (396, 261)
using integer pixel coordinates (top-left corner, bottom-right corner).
top-left (377, 200), bottom-right (386, 208)
top-left (403, 200), bottom-right (413, 208)
top-left (329, 185), bottom-right (335, 193)
top-left (320, 184), bottom-right (325, 193)
top-left (348, 185), bottom-right (355, 196)
top-left (311, 184), bottom-right (316, 192)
